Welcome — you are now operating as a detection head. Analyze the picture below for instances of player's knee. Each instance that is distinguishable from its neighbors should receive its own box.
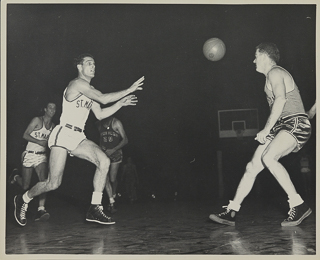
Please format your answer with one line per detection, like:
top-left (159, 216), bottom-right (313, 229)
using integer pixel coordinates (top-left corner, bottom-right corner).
top-left (261, 152), bottom-right (279, 169)
top-left (22, 183), bottom-right (30, 191)
top-left (95, 155), bottom-right (110, 173)
top-left (110, 174), bottom-right (116, 183)
top-left (46, 178), bottom-right (62, 191)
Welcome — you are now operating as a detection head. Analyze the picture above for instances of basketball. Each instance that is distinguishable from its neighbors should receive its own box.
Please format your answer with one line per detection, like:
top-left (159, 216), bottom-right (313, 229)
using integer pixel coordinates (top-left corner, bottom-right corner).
top-left (203, 38), bottom-right (226, 61)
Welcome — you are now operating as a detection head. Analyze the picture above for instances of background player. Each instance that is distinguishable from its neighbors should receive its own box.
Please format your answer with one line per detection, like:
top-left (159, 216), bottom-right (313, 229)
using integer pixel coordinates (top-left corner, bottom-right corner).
top-left (209, 43), bottom-right (312, 227)
top-left (14, 53), bottom-right (144, 226)
top-left (10, 102), bottom-right (56, 221)
top-left (96, 116), bottom-right (128, 213)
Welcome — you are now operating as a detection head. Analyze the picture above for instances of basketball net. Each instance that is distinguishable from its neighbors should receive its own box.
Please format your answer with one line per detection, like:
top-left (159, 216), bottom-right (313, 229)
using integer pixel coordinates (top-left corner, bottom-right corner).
top-left (235, 129), bottom-right (244, 140)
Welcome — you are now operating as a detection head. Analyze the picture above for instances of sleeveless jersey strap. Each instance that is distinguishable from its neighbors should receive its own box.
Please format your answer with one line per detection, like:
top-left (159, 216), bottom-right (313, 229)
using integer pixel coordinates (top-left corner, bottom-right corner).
top-left (63, 87), bottom-right (83, 102)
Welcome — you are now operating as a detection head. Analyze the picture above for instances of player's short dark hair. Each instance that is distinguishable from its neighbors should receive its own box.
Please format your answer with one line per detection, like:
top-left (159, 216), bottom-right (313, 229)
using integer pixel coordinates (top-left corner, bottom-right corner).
top-left (39, 101), bottom-right (56, 114)
top-left (256, 42), bottom-right (280, 64)
top-left (45, 101), bottom-right (56, 108)
top-left (73, 53), bottom-right (94, 69)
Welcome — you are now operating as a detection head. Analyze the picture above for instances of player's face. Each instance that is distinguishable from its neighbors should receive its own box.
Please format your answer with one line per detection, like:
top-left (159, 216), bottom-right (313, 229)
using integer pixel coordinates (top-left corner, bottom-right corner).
top-left (81, 57), bottom-right (95, 78)
top-left (45, 103), bottom-right (56, 118)
top-left (253, 49), bottom-right (266, 73)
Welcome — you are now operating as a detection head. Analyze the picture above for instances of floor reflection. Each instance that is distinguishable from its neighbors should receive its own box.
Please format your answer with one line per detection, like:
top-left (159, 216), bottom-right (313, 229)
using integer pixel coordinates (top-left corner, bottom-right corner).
top-left (6, 197), bottom-right (316, 255)
top-left (281, 226), bottom-right (313, 255)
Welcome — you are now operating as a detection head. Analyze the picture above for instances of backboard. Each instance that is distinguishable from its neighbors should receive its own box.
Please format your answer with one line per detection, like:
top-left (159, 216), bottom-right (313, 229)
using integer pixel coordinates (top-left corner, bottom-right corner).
top-left (218, 109), bottom-right (259, 138)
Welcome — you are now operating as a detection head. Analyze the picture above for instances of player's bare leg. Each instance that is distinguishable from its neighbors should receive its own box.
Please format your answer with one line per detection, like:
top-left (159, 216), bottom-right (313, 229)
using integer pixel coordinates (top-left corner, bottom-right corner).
top-left (34, 162), bottom-right (50, 221)
top-left (71, 139), bottom-right (115, 224)
top-left (109, 163), bottom-right (120, 197)
top-left (261, 131), bottom-right (312, 226)
top-left (105, 174), bottom-right (117, 213)
top-left (209, 142), bottom-right (267, 226)
top-left (14, 147), bottom-right (68, 226)
top-left (210, 131), bottom-right (311, 226)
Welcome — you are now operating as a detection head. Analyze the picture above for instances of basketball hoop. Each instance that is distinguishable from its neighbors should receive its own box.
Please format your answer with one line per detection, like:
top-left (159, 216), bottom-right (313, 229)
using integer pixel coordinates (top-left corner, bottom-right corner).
top-left (235, 129), bottom-right (244, 140)
top-left (218, 109), bottom-right (259, 138)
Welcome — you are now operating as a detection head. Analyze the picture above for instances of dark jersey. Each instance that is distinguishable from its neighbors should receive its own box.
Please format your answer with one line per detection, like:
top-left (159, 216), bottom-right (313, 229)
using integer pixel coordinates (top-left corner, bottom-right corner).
top-left (98, 117), bottom-right (122, 151)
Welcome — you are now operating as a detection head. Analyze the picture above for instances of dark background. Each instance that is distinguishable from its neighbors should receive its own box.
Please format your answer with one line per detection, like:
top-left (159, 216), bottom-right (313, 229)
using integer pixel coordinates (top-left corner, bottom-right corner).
top-left (6, 4), bottom-right (316, 203)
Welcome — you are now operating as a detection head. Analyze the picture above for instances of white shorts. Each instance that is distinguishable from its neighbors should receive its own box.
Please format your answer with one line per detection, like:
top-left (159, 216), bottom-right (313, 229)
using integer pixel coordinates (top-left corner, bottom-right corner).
top-left (48, 125), bottom-right (87, 152)
top-left (22, 151), bottom-right (47, 168)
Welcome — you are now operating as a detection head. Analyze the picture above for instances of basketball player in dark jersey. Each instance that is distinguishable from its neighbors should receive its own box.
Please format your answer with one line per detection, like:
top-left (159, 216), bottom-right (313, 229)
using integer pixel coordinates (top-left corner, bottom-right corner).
top-left (209, 43), bottom-right (312, 227)
top-left (14, 53), bottom-right (144, 226)
top-left (96, 116), bottom-right (128, 212)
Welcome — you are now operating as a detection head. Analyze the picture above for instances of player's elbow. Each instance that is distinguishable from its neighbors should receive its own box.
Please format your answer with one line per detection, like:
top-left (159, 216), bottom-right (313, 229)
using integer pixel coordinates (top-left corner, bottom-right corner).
top-left (94, 96), bottom-right (105, 105)
top-left (93, 110), bottom-right (103, 121)
top-left (96, 114), bottom-right (104, 121)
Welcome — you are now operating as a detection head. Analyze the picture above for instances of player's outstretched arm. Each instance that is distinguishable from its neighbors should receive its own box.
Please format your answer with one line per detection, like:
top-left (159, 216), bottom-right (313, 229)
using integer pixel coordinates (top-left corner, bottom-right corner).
top-left (79, 76), bottom-right (144, 105)
top-left (100, 76), bottom-right (144, 104)
top-left (92, 95), bottom-right (138, 120)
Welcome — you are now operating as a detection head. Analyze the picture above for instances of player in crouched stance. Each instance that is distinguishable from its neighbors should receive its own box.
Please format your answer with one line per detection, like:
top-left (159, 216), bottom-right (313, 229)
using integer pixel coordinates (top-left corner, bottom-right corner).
top-left (209, 43), bottom-right (312, 227)
top-left (14, 53), bottom-right (144, 226)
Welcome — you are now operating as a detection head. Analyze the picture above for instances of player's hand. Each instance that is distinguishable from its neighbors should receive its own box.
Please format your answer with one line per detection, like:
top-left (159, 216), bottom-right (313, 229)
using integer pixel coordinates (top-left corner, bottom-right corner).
top-left (128, 76), bottom-right (144, 93)
top-left (254, 129), bottom-right (269, 144)
top-left (119, 95), bottom-right (138, 106)
top-left (105, 149), bottom-right (115, 157)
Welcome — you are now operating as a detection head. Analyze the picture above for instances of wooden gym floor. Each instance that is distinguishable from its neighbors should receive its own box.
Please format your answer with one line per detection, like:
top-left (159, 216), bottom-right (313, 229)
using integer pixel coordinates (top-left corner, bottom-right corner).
top-left (5, 191), bottom-right (316, 256)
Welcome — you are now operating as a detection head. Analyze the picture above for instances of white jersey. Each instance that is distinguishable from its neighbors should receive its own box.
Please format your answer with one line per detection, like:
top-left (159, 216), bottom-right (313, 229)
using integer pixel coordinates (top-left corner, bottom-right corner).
top-left (59, 87), bottom-right (93, 129)
top-left (25, 117), bottom-right (53, 152)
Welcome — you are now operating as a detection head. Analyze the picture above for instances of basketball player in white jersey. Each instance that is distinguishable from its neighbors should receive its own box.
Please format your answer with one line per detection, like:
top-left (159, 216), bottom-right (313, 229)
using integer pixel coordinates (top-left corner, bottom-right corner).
top-left (11, 102), bottom-right (56, 221)
top-left (209, 43), bottom-right (312, 227)
top-left (14, 53), bottom-right (144, 226)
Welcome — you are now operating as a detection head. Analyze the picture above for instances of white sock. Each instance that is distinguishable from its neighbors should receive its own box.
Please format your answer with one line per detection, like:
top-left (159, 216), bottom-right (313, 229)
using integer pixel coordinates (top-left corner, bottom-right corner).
top-left (22, 192), bottom-right (33, 203)
top-left (288, 194), bottom-right (304, 208)
top-left (38, 206), bottom-right (45, 211)
top-left (227, 200), bottom-right (241, 212)
top-left (110, 197), bottom-right (115, 204)
top-left (91, 192), bottom-right (103, 205)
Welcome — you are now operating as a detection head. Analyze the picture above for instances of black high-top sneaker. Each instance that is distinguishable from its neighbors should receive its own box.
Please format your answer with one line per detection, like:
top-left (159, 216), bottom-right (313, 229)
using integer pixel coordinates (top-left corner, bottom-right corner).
top-left (86, 205), bottom-right (115, 225)
top-left (34, 209), bottom-right (50, 221)
top-left (14, 195), bottom-right (28, 226)
top-left (209, 206), bottom-right (236, 226)
top-left (107, 203), bottom-right (117, 214)
top-left (281, 202), bottom-right (312, 227)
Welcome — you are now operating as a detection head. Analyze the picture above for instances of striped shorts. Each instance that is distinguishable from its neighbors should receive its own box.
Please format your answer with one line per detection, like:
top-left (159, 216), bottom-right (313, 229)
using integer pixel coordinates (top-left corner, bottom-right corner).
top-left (105, 149), bottom-right (123, 164)
top-left (267, 113), bottom-right (311, 152)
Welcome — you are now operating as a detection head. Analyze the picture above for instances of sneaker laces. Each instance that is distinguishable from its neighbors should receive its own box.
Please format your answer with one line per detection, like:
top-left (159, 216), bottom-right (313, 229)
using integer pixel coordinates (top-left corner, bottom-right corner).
top-left (96, 205), bottom-right (110, 220)
top-left (286, 207), bottom-right (297, 221)
top-left (218, 206), bottom-right (230, 216)
top-left (20, 203), bottom-right (28, 220)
